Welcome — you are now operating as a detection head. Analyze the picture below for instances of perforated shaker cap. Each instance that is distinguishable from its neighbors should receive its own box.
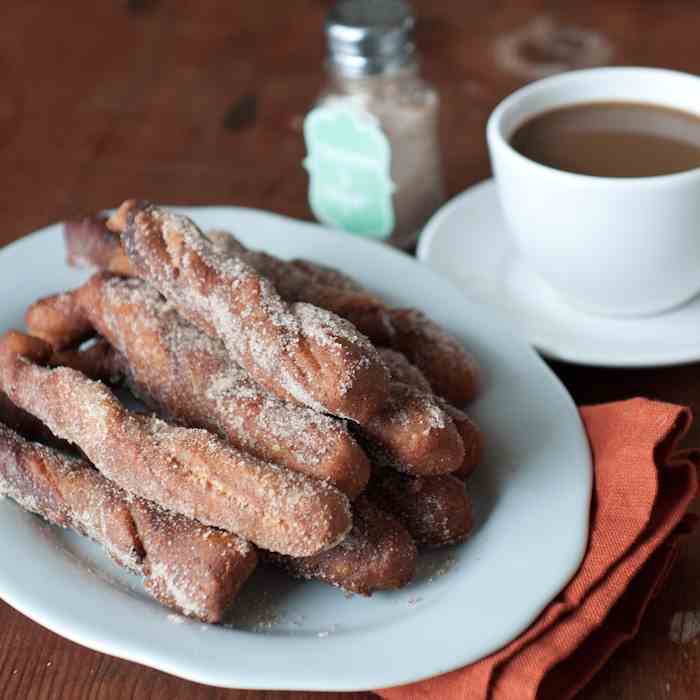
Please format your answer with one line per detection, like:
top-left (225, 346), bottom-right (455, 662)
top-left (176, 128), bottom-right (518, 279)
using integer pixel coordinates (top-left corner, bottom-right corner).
top-left (326, 0), bottom-right (416, 76)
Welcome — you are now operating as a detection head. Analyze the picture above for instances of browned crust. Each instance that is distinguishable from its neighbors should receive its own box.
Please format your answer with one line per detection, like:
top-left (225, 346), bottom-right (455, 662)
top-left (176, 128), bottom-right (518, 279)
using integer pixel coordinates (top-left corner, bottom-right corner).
top-left (386, 309), bottom-right (480, 406)
top-left (29, 277), bottom-right (464, 477)
top-left (64, 214), bottom-right (478, 407)
top-left (378, 348), bottom-right (482, 478)
top-left (288, 259), bottom-right (369, 294)
top-left (443, 404), bottom-right (483, 480)
top-left (377, 347), bottom-right (433, 392)
top-left (361, 381), bottom-right (465, 476)
top-left (0, 331), bottom-right (352, 557)
top-left (108, 201), bottom-right (390, 423)
top-left (286, 259), bottom-right (480, 405)
top-left (266, 496), bottom-right (417, 595)
top-left (367, 470), bottom-right (474, 548)
top-left (0, 419), bottom-right (257, 623)
top-left (50, 338), bottom-right (120, 383)
top-left (25, 291), bottom-right (95, 350)
top-left (0, 390), bottom-right (66, 448)
top-left (26, 277), bottom-right (371, 499)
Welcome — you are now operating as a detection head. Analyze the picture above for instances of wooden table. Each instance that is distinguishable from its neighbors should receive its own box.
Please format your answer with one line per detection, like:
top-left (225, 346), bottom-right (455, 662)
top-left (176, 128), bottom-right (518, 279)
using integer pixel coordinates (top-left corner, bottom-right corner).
top-left (1, 1), bottom-right (699, 697)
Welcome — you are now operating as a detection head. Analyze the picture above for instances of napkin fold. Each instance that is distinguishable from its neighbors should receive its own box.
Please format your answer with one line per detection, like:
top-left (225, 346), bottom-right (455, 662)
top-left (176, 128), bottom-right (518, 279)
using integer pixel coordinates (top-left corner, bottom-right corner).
top-left (378, 398), bottom-right (698, 700)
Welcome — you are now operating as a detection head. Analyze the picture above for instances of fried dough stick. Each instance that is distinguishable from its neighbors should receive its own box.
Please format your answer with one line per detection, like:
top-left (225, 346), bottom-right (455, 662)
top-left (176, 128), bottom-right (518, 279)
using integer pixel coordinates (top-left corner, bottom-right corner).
top-left (358, 353), bottom-right (475, 545)
top-left (45, 339), bottom-right (458, 586)
top-left (19, 320), bottom-right (420, 593)
top-left (266, 496), bottom-right (417, 595)
top-left (8, 331), bottom-right (416, 594)
top-left (200, 232), bottom-right (480, 405)
top-left (377, 348), bottom-right (483, 479)
top-left (29, 275), bottom-right (370, 498)
top-left (0, 331), bottom-right (352, 557)
top-left (0, 390), bottom-right (66, 447)
top-left (106, 201), bottom-right (390, 423)
top-left (281, 257), bottom-right (480, 404)
top-left (64, 215), bottom-right (478, 405)
top-left (3, 383), bottom-right (414, 596)
top-left (358, 380), bottom-right (464, 476)
top-left (28, 278), bottom-right (464, 476)
top-left (367, 470), bottom-right (474, 548)
top-left (0, 418), bottom-right (257, 623)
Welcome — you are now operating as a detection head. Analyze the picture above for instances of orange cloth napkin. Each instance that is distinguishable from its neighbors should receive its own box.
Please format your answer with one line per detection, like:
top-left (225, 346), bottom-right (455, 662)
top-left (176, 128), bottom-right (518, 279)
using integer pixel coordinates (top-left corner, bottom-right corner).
top-left (378, 398), bottom-right (698, 700)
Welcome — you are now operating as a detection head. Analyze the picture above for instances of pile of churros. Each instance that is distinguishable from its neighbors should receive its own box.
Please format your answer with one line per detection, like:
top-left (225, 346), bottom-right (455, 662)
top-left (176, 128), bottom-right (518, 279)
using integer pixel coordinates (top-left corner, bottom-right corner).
top-left (0, 200), bottom-right (483, 623)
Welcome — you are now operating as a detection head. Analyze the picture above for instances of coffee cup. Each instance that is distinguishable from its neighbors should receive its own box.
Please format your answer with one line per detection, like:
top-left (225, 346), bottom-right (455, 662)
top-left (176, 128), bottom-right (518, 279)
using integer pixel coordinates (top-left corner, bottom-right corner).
top-left (487, 67), bottom-right (700, 317)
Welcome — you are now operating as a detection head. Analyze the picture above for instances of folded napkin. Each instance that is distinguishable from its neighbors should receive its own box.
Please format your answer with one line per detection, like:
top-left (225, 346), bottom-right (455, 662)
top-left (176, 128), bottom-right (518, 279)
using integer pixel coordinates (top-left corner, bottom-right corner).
top-left (378, 398), bottom-right (698, 700)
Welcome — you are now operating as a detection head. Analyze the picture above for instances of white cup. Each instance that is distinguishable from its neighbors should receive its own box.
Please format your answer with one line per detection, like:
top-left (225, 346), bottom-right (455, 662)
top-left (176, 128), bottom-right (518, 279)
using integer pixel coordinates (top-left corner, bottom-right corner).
top-left (487, 67), bottom-right (700, 317)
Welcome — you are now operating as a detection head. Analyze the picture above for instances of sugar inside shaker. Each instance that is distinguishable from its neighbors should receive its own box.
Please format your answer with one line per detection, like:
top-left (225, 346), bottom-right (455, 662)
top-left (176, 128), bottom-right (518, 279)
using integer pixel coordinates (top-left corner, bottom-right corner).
top-left (304, 0), bottom-right (445, 249)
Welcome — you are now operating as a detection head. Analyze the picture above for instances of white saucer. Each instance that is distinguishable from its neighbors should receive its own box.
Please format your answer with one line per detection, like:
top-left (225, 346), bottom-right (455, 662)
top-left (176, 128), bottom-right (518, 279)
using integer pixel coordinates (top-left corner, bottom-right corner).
top-left (418, 179), bottom-right (700, 368)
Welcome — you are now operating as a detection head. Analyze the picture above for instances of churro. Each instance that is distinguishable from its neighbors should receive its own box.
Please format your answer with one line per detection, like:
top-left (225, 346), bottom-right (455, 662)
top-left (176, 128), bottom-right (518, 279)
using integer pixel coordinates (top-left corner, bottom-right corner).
top-left (367, 470), bottom-right (474, 548)
top-left (28, 277), bottom-right (464, 477)
top-left (64, 214), bottom-right (131, 275)
top-left (27, 276), bottom-right (370, 498)
top-left (0, 419), bottom-right (257, 622)
top-left (266, 496), bottom-right (417, 595)
top-left (378, 348), bottom-right (482, 478)
top-left (0, 331), bottom-right (352, 556)
top-left (361, 380), bottom-right (465, 475)
top-left (0, 390), bottom-right (64, 447)
top-left (107, 201), bottom-right (390, 422)
top-left (63, 214), bottom-right (479, 405)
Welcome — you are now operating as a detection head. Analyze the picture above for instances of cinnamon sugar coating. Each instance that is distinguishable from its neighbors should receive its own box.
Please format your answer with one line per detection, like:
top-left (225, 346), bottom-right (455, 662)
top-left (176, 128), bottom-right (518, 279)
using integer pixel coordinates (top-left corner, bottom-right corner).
top-left (0, 390), bottom-right (66, 448)
top-left (361, 380), bottom-right (465, 476)
top-left (377, 348), bottom-right (482, 478)
top-left (107, 201), bottom-right (390, 422)
top-left (376, 348), bottom-right (433, 392)
top-left (367, 470), bottom-right (474, 548)
top-left (29, 278), bottom-right (462, 477)
top-left (205, 231), bottom-right (396, 347)
top-left (27, 277), bottom-right (370, 499)
top-left (0, 419), bottom-right (256, 622)
top-left (63, 214), bottom-right (478, 406)
top-left (194, 235), bottom-right (480, 405)
top-left (277, 257), bottom-right (481, 404)
top-left (0, 331), bottom-right (352, 556)
top-left (266, 496), bottom-right (417, 595)
top-left (386, 309), bottom-right (480, 406)
top-left (25, 291), bottom-right (94, 349)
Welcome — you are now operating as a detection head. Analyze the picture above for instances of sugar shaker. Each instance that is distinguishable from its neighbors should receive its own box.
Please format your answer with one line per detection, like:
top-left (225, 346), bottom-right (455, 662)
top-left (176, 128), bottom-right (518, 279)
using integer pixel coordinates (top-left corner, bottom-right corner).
top-left (304, 0), bottom-right (445, 249)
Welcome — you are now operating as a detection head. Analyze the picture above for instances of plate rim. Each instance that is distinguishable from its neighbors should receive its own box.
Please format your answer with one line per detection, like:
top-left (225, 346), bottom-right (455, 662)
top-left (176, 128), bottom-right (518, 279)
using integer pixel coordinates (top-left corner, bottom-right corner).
top-left (0, 208), bottom-right (592, 691)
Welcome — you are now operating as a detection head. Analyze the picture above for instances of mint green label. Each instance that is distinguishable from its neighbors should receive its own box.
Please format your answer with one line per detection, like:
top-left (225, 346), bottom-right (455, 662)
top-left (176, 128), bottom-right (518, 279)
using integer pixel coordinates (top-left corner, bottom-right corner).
top-left (304, 106), bottom-right (395, 240)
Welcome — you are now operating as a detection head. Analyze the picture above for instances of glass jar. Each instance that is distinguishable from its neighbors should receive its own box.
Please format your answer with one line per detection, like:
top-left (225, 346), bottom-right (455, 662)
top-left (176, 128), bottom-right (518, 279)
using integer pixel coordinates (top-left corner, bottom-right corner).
top-left (303, 0), bottom-right (445, 250)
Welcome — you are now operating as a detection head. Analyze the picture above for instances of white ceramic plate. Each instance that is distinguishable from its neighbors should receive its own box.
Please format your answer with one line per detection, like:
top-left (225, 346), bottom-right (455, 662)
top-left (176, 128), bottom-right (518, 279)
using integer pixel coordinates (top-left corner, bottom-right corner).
top-left (418, 179), bottom-right (700, 368)
top-left (0, 208), bottom-right (591, 691)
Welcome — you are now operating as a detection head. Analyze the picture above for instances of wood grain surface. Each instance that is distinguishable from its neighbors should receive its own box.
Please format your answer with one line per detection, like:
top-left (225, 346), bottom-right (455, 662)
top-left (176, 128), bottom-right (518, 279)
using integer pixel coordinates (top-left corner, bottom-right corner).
top-left (1, 1), bottom-right (699, 698)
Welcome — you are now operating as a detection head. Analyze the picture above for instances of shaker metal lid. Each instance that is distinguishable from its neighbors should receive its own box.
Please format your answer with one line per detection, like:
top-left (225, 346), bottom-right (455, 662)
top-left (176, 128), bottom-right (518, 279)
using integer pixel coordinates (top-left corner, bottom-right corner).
top-left (326, 0), bottom-right (416, 75)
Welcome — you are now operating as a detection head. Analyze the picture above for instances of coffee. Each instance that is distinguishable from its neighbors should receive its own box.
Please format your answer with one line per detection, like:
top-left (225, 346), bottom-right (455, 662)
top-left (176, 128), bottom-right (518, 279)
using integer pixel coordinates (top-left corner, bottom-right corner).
top-left (509, 101), bottom-right (700, 177)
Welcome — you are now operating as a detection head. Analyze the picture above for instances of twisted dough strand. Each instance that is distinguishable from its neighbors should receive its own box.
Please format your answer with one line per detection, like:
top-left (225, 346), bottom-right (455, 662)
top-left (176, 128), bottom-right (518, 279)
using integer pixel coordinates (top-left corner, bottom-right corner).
top-left (0, 420), bottom-right (256, 622)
